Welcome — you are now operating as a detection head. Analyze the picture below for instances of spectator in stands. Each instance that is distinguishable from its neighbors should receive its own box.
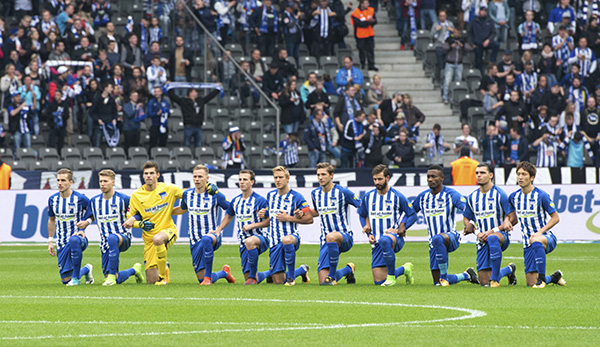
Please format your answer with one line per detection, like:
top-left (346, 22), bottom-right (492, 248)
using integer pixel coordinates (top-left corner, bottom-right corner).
top-left (442, 29), bottom-right (469, 104)
top-left (231, 60), bottom-right (259, 107)
top-left (55, 4), bottom-right (75, 36)
top-left (18, 75), bottom-right (40, 135)
top-left (367, 74), bottom-right (389, 110)
top-left (250, 0), bottom-right (278, 57)
top-left (479, 63), bottom-right (499, 96)
top-left (193, 0), bottom-right (218, 53)
top-left (423, 123), bottom-right (451, 166)
top-left (531, 74), bottom-right (549, 112)
top-left (143, 41), bottom-right (165, 68)
top-left (533, 121), bottom-right (561, 167)
top-left (304, 108), bottom-right (330, 168)
top-left (38, 10), bottom-right (58, 42)
top-left (218, 50), bottom-right (237, 90)
top-left (552, 25), bottom-right (575, 78)
top-left (498, 90), bottom-right (528, 132)
top-left (281, 2), bottom-right (303, 65)
top-left (48, 40), bottom-right (70, 61)
top-left (517, 61), bottom-right (538, 106)
top-left (420, 0), bottom-right (437, 30)
top-left (121, 34), bottom-right (144, 77)
top-left (274, 48), bottom-right (298, 79)
top-left (1, 64), bottom-right (21, 108)
top-left (480, 123), bottom-right (503, 166)
top-left (505, 126), bottom-right (529, 165)
top-left (125, 67), bottom-right (149, 104)
top-left (169, 35), bottom-right (194, 83)
top-left (543, 81), bottom-right (567, 116)
top-left (518, 10), bottom-right (541, 51)
top-left (454, 123), bottom-right (479, 157)
top-left (547, 0), bottom-right (575, 35)
top-left (279, 132), bottom-right (300, 168)
top-left (262, 63), bottom-right (285, 100)
top-left (351, 0), bottom-right (377, 70)
top-left (9, 92), bottom-right (32, 153)
top-left (387, 127), bottom-right (415, 167)
top-left (362, 116), bottom-right (386, 167)
top-left (331, 0), bottom-right (352, 50)
top-left (402, 93), bottom-right (425, 139)
top-left (122, 90), bottom-right (145, 153)
top-left (249, 49), bottom-right (266, 83)
top-left (98, 22), bottom-right (121, 53)
top-left (560, 130), bottom-right (594, 167)
top-left (72, 36), bottom-right (96, 63)
top-left (569, 37), bottom-right (596, 79)
top-left (468, 6), bottom-right (499, 73)
top-left (496, 50), bottom-right (516, 85)
top-left (48, 65), bottom-right (69, 103)
top-left (279, 79), bottom-right (304, 134)
top-left (67, 13), bottom-right (94, 49)
top-left (134, 15), bottom-right (151, 54)
top-left (91, 0), bottom-right (112, 28)
top-left (484, 82), bottom-right (504, 118)
top-left (567, 75), bottom-right (588, 121)
top-left (538, 44), bottom-right (558, 86)
top-left (310, 0), bottom-right (336, 58)
top-left (168, 84), bottom-right (220, 148)
top-left (147, 56), bottom-right (167, 94)
top-left (300, 72), bottom-right (318, 104)
top-left (322, 73), bottom-right (337, 95)
top-left (148, 86), bottom-right (170, 149)
top-left (222, 126), bottom-right (246, 169)
top-left (83, 78), bottom-right (99, 138)
top-left (386, 111), bottom-right (412, 142)
top-left (340, 109), bottom-right (367, 168)
top-left (451, 146), bottom-right (479, 185)
top-left (106, 40), bottom-right (120, 67)
top-left (89, 82), bottom-right (118, 147)
top-left (334, 83), bottom-right (363, 132)
top-left (149, 17), bottom-right (163, 46)
top-left (488, 0), bottom-right (510, 44)
top-left (25, 28), bottom-right (45, 63)
top-left (336, 57), bottom-right (364, 94)
top-left (582, 96), bottom-right (600, 141)
top-left (306, 81), bottom-right (331, 113)
top-left (376, 92), bottom-right (403, 127)
top-left (462, 0), bottom-right (486, 26)
top-left (213, 0), bottom-right (236, 45)
top-left (585, 13), bottom-right (600, 57)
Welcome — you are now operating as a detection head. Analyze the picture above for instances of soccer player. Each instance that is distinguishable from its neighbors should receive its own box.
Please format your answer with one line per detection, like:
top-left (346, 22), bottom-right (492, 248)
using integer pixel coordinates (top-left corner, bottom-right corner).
top-left (174, 165), bottom-right (235, 285)
top-left (358, 164), bottom-right (417, 286)
top-left (412, 165), bottom-right (479, 286)
top-left (463, 163), bottom-right (518, 287)
top-left (212, 169), bottom-right (269, 285)
top-left (76, 169), bottom-right (145, 286)
top-left (311, 162), bottom-right (359, 286)
top-left (47, 168), bottom-right (93, 286)
top-left (246, 166), bottom-right (313, 286)
top-left (508, 161), bottom-right (566, 288)
top-left (123, 161), bottom-right (183, 285)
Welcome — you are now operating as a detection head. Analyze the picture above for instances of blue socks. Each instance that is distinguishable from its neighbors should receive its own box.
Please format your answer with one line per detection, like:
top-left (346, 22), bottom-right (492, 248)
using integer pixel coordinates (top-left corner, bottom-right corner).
top-left (211, 270), bottom-right (227, 283)
top-left (116, 268), bottom-right (135, 284)
top-left (380, 236), bottom-right (396, 276)
top-left (532, 242), bottom-right (546, 277)
top-left (248, 248), bottom-right (259, 279)
top-left (374, 279), bottom-right (385, 285)
top-left (335, 265), bottom-right (352, 281)
top-left (283, 243), bottom-right (296, 280)
top-left (69, 235), bottom-right (83, 280)
top-left (326, 242), bottom-right (340, 278)
top-left (394, 266), bottom-right (405, 278)
top-left (80, 266), bottom-right (90, 278)
top-left (432, 235), bottom-right (448, 280)
top-left (499, 265), bottom-right (512, 278)
top-left (257, 270), bottom-right (271, 283)
top-left (107, 234), bottom-right (120, 275)
top-left (201, 235), bottom-right (214, 279)
top-left (488, 235), bottom-right (502, 282)
top-left (447, 272), bottom-right (468, 284)
top-left (294, 266), bottom-right (307, 278)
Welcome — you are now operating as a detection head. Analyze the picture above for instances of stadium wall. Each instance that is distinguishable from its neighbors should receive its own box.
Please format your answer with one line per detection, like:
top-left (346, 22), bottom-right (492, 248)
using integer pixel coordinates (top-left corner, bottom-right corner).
top-left (3, 185), bottom-right (600, 244)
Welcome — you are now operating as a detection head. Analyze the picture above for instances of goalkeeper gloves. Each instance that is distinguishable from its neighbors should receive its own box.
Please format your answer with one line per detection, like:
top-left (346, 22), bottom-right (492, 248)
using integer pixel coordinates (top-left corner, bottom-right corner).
top-left (134, 220), bottom-right (155, 231)
top-left (206, 182), bottom-right (219, 195)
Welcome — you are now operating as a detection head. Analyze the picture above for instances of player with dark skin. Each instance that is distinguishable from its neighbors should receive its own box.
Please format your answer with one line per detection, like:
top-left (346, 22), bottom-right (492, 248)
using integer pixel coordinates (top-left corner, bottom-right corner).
top-left (425, 167), bottom-right (448, 284)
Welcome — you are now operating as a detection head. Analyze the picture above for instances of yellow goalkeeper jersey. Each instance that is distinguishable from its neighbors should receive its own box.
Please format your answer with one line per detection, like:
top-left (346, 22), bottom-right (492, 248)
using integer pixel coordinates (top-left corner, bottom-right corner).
top-left (127, 182), bottom-right (184, 234)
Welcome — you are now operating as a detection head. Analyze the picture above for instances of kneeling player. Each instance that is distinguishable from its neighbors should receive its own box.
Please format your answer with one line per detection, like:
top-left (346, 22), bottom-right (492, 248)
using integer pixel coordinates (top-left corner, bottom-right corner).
top-left (77, 170), bottom-right (144, 286)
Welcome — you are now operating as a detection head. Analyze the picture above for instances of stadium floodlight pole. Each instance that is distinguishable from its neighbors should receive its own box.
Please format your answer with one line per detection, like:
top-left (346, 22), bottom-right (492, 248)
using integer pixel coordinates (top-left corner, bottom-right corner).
top-left (180, 0), bottom-right (281, 166)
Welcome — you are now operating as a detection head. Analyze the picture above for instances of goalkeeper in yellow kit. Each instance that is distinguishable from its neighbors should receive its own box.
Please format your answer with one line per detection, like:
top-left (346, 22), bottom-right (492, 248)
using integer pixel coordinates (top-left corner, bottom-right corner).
top-left (123, 161), bottom-right (183, 285)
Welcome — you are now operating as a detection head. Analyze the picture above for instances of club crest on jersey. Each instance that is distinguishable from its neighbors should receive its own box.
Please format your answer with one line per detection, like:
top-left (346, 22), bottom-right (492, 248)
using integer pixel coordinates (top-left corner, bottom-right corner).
top-left (68, 203), bottom-right (76, 212)
top-left (110, 204), bottom-right (118, 214)
top-left (437, 198), bottom-right (444, 207)
top-left (159, 191), bottom-right (167, 200)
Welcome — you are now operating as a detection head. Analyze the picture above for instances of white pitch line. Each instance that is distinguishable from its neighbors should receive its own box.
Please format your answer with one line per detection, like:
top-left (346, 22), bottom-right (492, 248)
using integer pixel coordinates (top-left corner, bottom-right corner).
top-left (0, 320), bottom-right (321, 326)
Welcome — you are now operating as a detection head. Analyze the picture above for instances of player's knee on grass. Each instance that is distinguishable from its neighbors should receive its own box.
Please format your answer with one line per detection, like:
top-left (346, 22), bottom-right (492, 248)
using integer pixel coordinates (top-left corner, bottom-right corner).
top-left (478, 270), bottom-right (491, 286)
top-left (325, 232), bottom-right (343, 244)
top-left (271, 272), bottom-right (285, 284)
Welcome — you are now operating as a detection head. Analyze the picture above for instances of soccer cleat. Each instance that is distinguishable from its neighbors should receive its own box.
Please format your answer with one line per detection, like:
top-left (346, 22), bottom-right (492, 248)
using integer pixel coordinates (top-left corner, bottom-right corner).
top-left (66, 278), bottom-right (80, 286)
top-left (403, 262), bottom-right (414, 285)
top-left (489, 280), bottom-right (500, 288)
top-left (244, 278), bottom-right (257, 285)
top-left (435, 282), bottom-right (442, 287)
top-left (200, 277), bottom-right (213, 285)
top-left (320, 276), bottom-right (337, 286)
top-left (439, 278), bottom-right (450, 287)
top-left (133, 263), bottom-right (145, 284)
top-left (165, 262), bottom-right (170, 283)
top-left (103, 274), bottom-right (117, 286)
top-left (223, 264), bottom-right (235, 284)
top-left (155, 277), bottom-right (168, 286)
top-left (266, 276), bottom-right (273, 283)
top-left (300, 264), bottom-right (310, 284)
top-left (552, 270), bottom-right (566, 286)
top-left (345, 263), bottom-right (356, 284)
top-left (532, 278), bottom-right (546, 288)
top-left (507, 263), bottom-right (517, 286)
top-left (284, 278), bottom-right (296, 286)
top-left (381, 275), bottom-right (396, 286)
top-left (466, 267), bottom-right (480, 285)
top-left (83, 264), bottom-right (94, 284)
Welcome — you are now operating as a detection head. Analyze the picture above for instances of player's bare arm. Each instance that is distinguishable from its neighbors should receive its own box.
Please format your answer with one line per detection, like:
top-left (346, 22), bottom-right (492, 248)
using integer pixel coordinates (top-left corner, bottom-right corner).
top-left (243, 218), bottom-right (270, 232)
top-left (48, 216), bottom-right (56, 256)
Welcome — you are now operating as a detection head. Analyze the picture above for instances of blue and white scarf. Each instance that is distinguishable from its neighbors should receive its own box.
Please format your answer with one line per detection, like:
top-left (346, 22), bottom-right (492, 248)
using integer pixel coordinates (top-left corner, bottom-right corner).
top-left (352, 119), bottom-right (365, 167)
top-left (52, 106), bottom-right (65, 129)
top-left (344, 94), bottom-right (360, 120)
top-left (320, 8), bottom-right (329, 38)
top-left (408, 2), bottom-right (417, 46)
top-left (139, 23), bottom-right (148, 53)
top-left (164, 82), bottom-right (225, 97)
top-left (239, 0), bottom-right (258, 31)
top-left (579, 0), bottom-right (600, 24)
top-left (101, 123), bottom-right (120, 147)
top-left (427, 131), bottom-right (445, 159)
top-left (568, 86), bottom-right (588, 112)
top-left (312, 118), bottom-right (329, 151)
top-left (125, 16), bottom-right (134, 34)
top-left (40, 20), bottom-right (57, 35)
top-left (149, 26), bottom-right (162, 44)
top-left (259, 6), bottom-right (277, 34)
top-left (521, 21), bottom-right (537, 46)
top-left (19, 105), bottom-right (30, 134)
top-left (158, 100), bottom-right (169, 134)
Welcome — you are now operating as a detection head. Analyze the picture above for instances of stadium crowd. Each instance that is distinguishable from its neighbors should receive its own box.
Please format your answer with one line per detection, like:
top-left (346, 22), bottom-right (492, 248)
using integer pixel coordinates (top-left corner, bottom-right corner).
top-left (0, 0), bottom-right (599, 172)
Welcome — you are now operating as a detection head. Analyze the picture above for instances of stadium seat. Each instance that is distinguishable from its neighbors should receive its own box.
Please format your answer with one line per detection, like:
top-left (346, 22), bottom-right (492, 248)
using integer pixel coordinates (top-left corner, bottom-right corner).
top-left (32, 161), bottom-right (50, 171)
top-left (300, 56), bottom-right (319, 73)
top-left (260, 56), bottom-right (272, 66)
top-left (246, 146), bottom-right (262, 169)
top-left (106, 147), bottom-right (127, 162)
top-left (61, 147), bottom-right (81, 161)
top-left (259, 133), bottom-right (276, 148)
top-left (167, 133), bottom-right (184, 148)
top-left (224, 96), bottom-right (239, 108)
top-left (202, 121), bottom-right (215, 133)
top-left (157, 159), bottom-right (180, 172)
top-left (16, 148), bottom-right (36, 161)
top-left (260, 157), bottom-right (275, 168)
top-left (9, 160), bottom-right (28, 171)
top-left (128, 147), bottom-right (149, 161)
top-left (90, 158), bottom-right (108, 171)
top-left (117, 160), bottom-right (139, 171)
top-left (47, 160), bottom-right (67, 171)
top-left (467, 107), bottom-right (485, 136)
top-left (415, 30), bottom-right (432, 59)
top-left (423, 43), bottom-right (437, 77)
top-left (262, 108), bottom-right (277, 125)
top-left (209, 159), bottom-right (225, 169)
top-left (151, 147), bottom-right (171, 161)
top-left (171, 146), bottom-right (193, 162)
top-left (0, 148), bottom-right (13, 159)
top-left (83, 147), bottom-right (104, 161)
top-left (225, 43), bottom-right (244, 57)
top-left (39, 147), bottom-right (60, 161)
top-left (208, 133), bottom-right (223, 149)
top-left (463, 69), bottom-right (482, 92)
top-left (450, 81), bottom-right (468, 107)
top-left (73, 160), bottom-right (93, 171)
top-left (195, 146), bottom-right (216, 163)
top-left (319, 56), bottom-right (338, 73)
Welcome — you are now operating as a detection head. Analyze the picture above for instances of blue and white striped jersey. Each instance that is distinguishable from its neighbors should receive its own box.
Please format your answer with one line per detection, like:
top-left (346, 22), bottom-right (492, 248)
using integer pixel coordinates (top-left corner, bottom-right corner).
top-left (535, 137), bottom-right (559, 167)
top-left (463, 186), bottom-right (514, 250)
top-left (508, 187), bottom-right (557, 248)
top-left (264, 189), bottom-right (310, 248)
top-left (311, 184), bottom-right (361, 245)
top-left (47, 191), bottom-right (90, 250)
top-left (568, 47), bottom-right (597, 76)
top-left (84, 191), bottom-right (132, 253)
top-left (181, 188), bottom-right (230, 245)
top-left (357, 187), bottom-right (416, 241)
top-left (552, 35), bottom-right (573, 65)
top-left (226, 191), bottom-right (268, 247)
top-left (413, 186), bottom-right (466, 246)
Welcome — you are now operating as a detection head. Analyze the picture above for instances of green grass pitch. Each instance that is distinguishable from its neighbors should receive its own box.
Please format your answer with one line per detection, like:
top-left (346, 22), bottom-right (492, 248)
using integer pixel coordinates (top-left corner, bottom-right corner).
top-left (0, 242), bottom-right (598, 346)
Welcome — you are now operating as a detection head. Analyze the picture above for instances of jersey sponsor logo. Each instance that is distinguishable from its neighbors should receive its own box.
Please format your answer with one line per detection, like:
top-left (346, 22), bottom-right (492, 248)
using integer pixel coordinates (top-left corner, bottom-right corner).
top-left (236, 213), bottom-right (254, 222)
top-left (423, 207), bottom-right (445, 217)
top-left (188, 206), bottom-right (210, 216)
top-left (144, 201), bottom-right (169, 214)
top-left (55, 213), bottom-right (77, 222)
top-left (474, 210), bottom-right (495, 219)
top-left (317, 205), bottom-right (338, 215)
top-left (516, 209), bottom-right (537, 218)
top-left (97, 213), bottom-right (121, 223)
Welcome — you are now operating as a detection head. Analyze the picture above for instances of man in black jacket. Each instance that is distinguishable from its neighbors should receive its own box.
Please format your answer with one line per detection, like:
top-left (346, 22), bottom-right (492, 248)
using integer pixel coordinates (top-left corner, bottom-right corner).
top-left (261, 63), bottom-right (285, 99)
top-left (376, 92), bottom-right (403, 127)
top-left (168, 84), bottom-right (220, 148)
top-left (89, 82), bottom-right (118, 147)
top-left (468, 6), bottom-right (499, 73)
top-left (169, 36), bottom-right (194, 83)
top-left (306, 81), bottom-right (330, 112)
top-left (505, 126), bottom-right (529, 165)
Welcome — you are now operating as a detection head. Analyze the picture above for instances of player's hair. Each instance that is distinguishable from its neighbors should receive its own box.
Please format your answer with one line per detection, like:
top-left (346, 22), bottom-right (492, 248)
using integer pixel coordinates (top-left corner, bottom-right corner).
top-left (98, 169), bottom-right (116, 180)
top-left (142, 161), bottom-right (160, 173)
top-left (57, 168), bottom-right (73, 181)
top-left (316, 162), bottom-right (334, 175)
top-left (239, 169), bottom-right (255, 181)
top-left (193, 164), bottom-right (209, 174)
top-left (372, 164), bottom-right (390, 178)
top-left (272, 166), bottom-right (290, 178)
top-left (516, 161), bottom-right (536, 178)
top-left (476, 163), bottom-right (494, 175)
top-left (428, 164), bottom-right (444, 176)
